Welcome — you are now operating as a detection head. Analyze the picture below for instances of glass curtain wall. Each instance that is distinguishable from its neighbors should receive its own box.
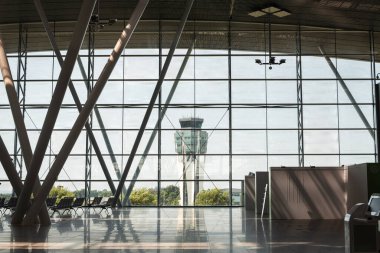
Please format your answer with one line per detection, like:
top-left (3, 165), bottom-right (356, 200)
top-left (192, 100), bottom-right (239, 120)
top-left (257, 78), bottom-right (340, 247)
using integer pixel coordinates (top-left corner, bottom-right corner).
top-left (0, 20), bottom-right (377, 206)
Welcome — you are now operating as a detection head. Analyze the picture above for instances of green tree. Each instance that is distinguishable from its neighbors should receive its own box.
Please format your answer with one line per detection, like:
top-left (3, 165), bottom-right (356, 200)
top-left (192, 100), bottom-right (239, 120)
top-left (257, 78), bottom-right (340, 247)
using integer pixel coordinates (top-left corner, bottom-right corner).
top-left (73, 189), bottom-right (112, 198)
top-left (49, 185), bottom-right (75, 203)
top-left (130, 188), bottom-right (157, 206)
top-left (98, 189), bottom-right (113, 197)
top-left (73, 188), bottom-right (85, 198)
top-left (195, 188), bottom-right (229, 206)
top-left (160, 185), bottom-right (180, 206)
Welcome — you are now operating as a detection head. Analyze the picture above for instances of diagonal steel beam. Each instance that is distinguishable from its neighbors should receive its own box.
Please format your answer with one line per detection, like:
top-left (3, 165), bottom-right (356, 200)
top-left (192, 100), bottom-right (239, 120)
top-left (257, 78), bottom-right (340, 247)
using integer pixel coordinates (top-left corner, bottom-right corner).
top-left (122, 43), bottom-right (194, 206)
top-left (0, 136), bottom-right (50, 223)
top-left (319, 46), bottom-right (375, 140)
top-left (376, 82), bottom-right (380, 162)
top-left (12, 0), bottom-right (97, 225)
top-left (77, 57), bottom-right (127, 199)
top-left (229, 0), bottom-right (235, 18)
top-left (22, 0), bottom-right (149, 225)
top-left (0, 136), bottom-right (24, 196)
top-left (113, 0), bottom-right (194, 206)
top-left (33, 0), bottom-right (120, 207)
top-left (0, 38), bottom-right (51, 225)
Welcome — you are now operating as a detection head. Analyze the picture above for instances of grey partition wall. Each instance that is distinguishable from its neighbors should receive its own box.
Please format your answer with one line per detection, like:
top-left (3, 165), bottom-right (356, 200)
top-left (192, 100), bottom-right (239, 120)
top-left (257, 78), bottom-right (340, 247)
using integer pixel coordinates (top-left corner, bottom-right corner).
top-left (270, 166), bottom-right (347, 219)
top-left (244, 175), bottom-right (255, 211)
top-left (347, 163), bottom-right (380, 210)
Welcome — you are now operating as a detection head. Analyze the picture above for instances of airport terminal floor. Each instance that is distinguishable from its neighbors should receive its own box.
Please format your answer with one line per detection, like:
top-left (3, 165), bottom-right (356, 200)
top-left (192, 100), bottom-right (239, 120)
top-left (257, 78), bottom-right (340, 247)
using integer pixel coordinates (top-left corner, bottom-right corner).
top-left (0, 208), bottom-right (344, 252)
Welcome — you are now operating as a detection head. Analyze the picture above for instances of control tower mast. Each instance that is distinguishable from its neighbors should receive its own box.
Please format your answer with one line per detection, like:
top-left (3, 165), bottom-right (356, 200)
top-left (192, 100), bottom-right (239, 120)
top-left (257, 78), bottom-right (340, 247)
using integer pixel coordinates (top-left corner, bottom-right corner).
top-left (174, 118), bottom-right (208, 205)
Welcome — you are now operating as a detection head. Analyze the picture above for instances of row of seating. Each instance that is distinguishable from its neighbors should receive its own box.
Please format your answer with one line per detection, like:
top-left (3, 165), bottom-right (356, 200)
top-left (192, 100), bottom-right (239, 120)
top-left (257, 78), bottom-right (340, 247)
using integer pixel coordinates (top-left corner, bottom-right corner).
top-left (47, 196), bottom-right (114, 217)
top-left (0, 196), bottom-right (114, 218)
top-left (0, 197), bottom-right (18, 215)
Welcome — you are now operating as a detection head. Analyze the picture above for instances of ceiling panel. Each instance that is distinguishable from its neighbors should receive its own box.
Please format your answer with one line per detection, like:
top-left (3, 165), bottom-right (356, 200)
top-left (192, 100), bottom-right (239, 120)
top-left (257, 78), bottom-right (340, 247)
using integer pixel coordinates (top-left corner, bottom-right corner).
top-left (0, 0), bottom-right (378, 59)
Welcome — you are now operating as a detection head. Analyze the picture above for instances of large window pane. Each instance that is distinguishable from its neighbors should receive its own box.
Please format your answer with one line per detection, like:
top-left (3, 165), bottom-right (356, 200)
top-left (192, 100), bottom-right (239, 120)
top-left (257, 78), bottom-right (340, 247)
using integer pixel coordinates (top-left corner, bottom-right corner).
top-left (303, 105), bottom-right (338, 129)
top-left (232, 155), bottom-right (267, 179)
top-left (231, 81), bottom-right (266, 104)
top-left (340, 130), bottom-right (375, 154)
top-left (232, 130), bottom-right (266, 154)
top-left (304, 130), bottom-right (339, 154)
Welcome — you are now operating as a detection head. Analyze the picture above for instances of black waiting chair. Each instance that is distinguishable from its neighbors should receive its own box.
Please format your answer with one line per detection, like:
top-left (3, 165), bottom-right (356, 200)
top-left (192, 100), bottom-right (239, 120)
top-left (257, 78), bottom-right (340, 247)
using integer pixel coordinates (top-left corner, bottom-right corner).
top-left (0, 198), bottom-right (6, 216)
top-left (83, 196), bottom-right (103, 210)
top-left (71, 197), bottom-right (85, 215)
top-left (50, 197), bottom-right (74, 218)
top-left (94, 197), bottom-right (114, 215)
top-left (3, 197), bottom-right (17, 215)
top-left (46, 197), bottom-right (57, 210)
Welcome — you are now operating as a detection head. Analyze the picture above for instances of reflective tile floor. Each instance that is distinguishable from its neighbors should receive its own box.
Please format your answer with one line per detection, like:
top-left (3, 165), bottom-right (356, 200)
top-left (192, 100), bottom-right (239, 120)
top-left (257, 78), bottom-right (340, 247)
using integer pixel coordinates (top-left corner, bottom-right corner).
top-left (0, 208), bottom-right (344, 252)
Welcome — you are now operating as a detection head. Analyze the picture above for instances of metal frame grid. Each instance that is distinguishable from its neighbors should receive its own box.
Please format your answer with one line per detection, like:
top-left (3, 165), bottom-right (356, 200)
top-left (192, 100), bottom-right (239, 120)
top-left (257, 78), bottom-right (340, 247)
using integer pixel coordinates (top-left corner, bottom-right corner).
top-left (0, 22), bottom-right (378, 208)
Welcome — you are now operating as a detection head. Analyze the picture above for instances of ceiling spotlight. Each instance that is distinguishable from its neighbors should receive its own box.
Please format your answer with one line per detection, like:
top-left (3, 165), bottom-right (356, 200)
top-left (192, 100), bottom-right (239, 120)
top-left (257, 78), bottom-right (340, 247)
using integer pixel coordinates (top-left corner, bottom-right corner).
top-left (255, 56), bottom-right (286, 69)
top-left (90, 14), bottom-right (100, 24)
top-left (108, 18), bottom-right (117, 25)
top-left (250, 4), bottom-right (289, 70)
top-left (90, 14), bottom-right (117, 31)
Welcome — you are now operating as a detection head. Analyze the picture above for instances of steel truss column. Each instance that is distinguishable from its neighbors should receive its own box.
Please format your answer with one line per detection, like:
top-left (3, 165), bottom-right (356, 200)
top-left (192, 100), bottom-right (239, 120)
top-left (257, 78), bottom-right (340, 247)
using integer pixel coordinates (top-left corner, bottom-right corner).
top-left (13, 24), bottom-right (27, 182)
top-left (376, 83), bottom-right (380, 162)
top-left (33, 0), bottom-right (120, 207)
top-left (319, 46), bottom-right (375, 140)
top-left (12, 0), bottom-right (97, 226)
top-left (157, 19), bottom-right (162, 208)
top-left (122, 42), bottom-right (195, 206)
top-left (84, 30), bottom-right (95, 204)
top-left (228, 20), bottom-right (233, 205)
top-left (113, 0), bottom-right (194, 206)
top-left (370, 30), bottom-right (379, 162)
top-left (296, 27), bottom-right (304, 167)
top-left (22, 0), bottom-right (149, 225)
top-left (0, 38), bottom-right (51, 225)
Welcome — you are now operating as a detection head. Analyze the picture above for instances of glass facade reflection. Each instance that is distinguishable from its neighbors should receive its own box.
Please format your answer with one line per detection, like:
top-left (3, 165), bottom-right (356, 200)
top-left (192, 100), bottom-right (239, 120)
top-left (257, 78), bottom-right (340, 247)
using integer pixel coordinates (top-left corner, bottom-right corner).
top-left (0, 21), bottom-right (378, 206)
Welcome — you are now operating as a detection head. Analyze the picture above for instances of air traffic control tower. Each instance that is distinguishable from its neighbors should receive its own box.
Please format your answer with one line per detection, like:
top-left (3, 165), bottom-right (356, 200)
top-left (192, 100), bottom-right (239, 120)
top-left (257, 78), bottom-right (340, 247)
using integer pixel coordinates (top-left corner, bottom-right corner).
top-left (175, 118), bottom-right (208, 206)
